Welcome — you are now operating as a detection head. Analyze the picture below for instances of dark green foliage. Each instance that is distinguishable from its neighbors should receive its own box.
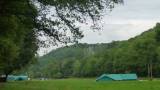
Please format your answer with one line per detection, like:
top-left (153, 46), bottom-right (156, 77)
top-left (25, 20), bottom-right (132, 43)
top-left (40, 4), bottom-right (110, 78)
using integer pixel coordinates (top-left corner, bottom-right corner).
top-left (155, 23), bottom-right (160, 42)
top-left (0, 0), bottom-right (38, 77)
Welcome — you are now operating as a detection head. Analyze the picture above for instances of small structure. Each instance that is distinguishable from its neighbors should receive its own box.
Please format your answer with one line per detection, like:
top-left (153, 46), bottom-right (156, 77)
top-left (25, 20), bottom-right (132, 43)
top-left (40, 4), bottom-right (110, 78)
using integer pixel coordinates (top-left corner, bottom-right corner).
top-left (7, 75), bottom-right (28, 81)
top-left (96, 74), bottom-right (137, 81)
top-left (0, 75), bottom-right (7, 82)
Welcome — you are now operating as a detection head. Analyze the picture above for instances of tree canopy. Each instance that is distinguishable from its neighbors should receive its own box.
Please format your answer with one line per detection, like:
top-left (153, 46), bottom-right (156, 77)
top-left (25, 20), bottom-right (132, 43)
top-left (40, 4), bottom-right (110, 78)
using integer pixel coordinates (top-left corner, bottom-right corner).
top-left (36, 0), bottom-right (123, 45)
top-left (0, 0), bottom-right (123, 81)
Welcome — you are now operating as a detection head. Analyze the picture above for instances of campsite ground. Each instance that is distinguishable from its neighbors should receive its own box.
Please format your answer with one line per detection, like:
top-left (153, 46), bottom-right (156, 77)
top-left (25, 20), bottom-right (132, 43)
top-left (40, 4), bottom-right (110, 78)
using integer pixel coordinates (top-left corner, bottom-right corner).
top-left (1, 79), bottom-right (160, 90)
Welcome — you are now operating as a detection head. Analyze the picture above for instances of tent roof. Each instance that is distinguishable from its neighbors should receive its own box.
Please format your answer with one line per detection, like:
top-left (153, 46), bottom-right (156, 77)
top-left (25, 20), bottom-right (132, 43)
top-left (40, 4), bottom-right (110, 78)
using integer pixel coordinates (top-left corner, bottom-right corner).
top-left (96, 74), bottom-right (137, 81)
top-left (7, 75), bottom-right (28, 81)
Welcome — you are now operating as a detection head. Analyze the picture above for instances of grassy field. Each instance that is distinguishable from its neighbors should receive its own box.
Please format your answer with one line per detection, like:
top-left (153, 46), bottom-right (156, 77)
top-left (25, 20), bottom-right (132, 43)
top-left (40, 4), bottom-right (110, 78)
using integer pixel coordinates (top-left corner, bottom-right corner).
top-left (1, 79), bottom-right (160, 90)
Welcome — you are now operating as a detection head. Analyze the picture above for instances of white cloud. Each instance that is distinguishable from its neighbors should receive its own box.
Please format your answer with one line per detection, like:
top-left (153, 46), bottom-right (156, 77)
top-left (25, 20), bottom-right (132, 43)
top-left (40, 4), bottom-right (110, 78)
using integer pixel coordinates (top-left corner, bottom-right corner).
top-left (80, 21), bottom-right (156, 44)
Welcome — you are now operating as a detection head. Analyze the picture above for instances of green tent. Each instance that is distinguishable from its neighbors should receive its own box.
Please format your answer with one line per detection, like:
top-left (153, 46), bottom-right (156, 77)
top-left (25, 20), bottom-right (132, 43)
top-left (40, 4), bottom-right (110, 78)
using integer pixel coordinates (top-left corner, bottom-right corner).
top-left (96, 74), bottom-right (137, 81)
top-left (7, 75), bottom-right (28, 81)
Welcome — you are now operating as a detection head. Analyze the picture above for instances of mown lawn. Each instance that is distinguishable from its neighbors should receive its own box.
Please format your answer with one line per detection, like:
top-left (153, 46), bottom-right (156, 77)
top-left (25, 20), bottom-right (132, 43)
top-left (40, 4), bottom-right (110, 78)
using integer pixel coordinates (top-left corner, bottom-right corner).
top-left (1, 79), bottom-right (160, 90)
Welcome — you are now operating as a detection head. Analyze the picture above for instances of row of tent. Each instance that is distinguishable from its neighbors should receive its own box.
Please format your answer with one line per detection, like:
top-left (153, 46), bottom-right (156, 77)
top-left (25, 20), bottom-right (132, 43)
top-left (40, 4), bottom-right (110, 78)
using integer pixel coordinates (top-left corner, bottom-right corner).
top-left (6, 74), bottom-right (137, 81)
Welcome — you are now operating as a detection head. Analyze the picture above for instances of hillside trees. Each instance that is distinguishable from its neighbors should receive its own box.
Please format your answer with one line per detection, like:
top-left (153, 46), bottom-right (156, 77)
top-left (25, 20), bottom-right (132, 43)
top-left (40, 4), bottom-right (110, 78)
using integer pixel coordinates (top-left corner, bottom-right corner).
top-left (131, 33), bottom-right (156, 79)
top-left (27, 24), bottom-right (160, 78)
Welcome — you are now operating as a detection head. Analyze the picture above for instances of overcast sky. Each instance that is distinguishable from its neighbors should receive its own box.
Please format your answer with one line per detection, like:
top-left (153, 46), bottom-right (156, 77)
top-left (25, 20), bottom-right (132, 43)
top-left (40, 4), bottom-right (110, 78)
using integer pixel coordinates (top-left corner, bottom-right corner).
top-left (39, 0), bottom-right (160, 55)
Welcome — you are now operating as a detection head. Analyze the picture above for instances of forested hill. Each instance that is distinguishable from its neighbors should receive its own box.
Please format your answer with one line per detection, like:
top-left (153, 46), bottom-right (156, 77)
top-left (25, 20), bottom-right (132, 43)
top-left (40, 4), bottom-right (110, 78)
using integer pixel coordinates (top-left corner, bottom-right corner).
top-left (39, 42), bottom-right (122, 63)
top-left (28, 23), bottom-right (160, 78)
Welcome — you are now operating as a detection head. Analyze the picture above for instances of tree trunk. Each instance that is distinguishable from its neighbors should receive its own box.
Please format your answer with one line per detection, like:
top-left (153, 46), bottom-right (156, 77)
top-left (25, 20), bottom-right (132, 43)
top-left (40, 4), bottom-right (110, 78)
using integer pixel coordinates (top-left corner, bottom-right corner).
top-left (147, 62), bottom-right (153, 81)
top-left (150, 62), bottom-right (153, 81)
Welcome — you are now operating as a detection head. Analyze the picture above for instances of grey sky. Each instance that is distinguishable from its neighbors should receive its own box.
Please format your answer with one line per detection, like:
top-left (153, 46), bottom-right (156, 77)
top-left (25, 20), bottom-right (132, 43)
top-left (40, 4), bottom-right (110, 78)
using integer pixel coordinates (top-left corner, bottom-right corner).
top-left (39, 0), bottom-right (160, 55)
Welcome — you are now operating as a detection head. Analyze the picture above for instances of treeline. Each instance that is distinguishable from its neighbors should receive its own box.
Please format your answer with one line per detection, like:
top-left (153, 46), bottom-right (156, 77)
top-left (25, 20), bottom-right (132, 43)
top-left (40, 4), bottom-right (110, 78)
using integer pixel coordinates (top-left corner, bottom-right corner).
top-left (28, 23), bottom-right (160, 78)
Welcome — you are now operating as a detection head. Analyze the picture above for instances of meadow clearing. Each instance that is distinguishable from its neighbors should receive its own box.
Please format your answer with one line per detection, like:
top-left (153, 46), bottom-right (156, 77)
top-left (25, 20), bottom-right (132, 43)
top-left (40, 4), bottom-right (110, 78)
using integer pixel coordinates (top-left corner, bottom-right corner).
top-left (0, 79), bottom-right (160, 90)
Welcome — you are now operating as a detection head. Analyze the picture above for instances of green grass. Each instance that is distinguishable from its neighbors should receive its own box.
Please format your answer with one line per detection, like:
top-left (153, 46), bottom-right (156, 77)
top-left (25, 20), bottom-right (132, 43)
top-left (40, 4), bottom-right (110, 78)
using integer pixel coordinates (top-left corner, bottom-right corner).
top-left (1, 79), bottom-right (160, 90)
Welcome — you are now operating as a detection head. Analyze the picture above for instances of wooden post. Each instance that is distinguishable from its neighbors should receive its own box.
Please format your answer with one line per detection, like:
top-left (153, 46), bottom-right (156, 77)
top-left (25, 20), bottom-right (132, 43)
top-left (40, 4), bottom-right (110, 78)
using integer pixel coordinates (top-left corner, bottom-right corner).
top-left (148, 64), bottom-right (150, 80)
